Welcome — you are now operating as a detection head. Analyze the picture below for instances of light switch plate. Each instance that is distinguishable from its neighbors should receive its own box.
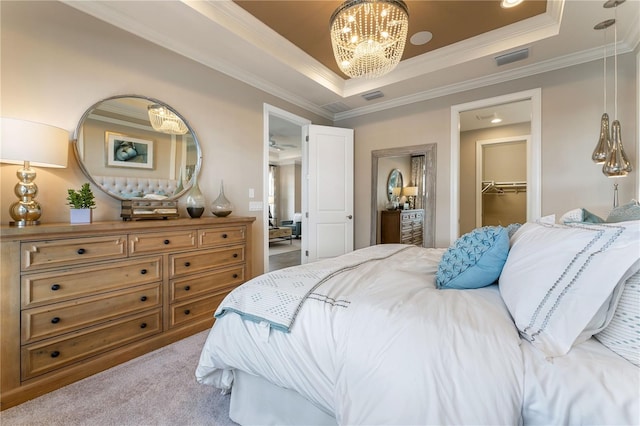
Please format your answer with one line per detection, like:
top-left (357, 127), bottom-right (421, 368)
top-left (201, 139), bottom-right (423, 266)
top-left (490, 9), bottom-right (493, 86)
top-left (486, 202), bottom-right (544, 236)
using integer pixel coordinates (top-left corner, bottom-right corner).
top-left (249, 201), bottom-right (263, 211)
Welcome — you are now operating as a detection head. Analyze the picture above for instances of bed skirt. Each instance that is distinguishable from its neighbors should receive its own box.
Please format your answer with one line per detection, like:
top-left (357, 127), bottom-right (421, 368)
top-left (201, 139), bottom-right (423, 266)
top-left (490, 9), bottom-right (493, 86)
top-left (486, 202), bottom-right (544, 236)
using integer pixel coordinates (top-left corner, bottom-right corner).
top-left (230, 370), bottom-right (337, 426)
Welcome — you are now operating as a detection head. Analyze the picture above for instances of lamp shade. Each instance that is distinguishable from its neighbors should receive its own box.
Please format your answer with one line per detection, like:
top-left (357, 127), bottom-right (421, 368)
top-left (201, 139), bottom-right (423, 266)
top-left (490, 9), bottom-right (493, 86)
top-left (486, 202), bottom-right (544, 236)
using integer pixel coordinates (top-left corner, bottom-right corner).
top-left (1, 117), bottom-right (68, 168)
top-left (402, 186), bottom-right (418, 197)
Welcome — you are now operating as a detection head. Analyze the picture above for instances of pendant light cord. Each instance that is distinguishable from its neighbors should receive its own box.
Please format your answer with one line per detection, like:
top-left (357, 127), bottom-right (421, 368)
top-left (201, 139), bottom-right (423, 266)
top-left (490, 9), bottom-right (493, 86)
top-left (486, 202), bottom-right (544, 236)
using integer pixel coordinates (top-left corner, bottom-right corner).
top-left (614, 5), bottom-right (618, 120)
top-left (603, 29), bottom-right (607, 112)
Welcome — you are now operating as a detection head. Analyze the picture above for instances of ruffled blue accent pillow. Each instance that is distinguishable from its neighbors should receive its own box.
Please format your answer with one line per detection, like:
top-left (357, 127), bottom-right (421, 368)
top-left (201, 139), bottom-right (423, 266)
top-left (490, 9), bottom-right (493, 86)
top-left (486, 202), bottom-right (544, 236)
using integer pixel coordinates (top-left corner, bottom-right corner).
top-left (436, 226), bottom-right (510, 290)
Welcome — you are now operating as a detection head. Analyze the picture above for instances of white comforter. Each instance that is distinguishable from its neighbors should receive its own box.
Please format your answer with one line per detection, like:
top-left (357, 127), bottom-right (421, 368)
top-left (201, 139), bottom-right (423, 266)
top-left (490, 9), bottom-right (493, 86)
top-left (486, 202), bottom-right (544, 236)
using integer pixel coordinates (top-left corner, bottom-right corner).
top-left (196, 245), bottom-right (525, 425)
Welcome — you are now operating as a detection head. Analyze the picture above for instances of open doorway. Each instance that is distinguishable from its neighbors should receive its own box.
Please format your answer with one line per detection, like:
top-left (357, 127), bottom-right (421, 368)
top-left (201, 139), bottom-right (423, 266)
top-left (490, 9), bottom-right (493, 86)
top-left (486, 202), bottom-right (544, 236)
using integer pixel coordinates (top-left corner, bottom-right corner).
top-left (475, 136), bottom-right (529, 230)
top-left (450, 89), bottom-right (542, 243)
top-left (263, 105), bottom-right (310, 272)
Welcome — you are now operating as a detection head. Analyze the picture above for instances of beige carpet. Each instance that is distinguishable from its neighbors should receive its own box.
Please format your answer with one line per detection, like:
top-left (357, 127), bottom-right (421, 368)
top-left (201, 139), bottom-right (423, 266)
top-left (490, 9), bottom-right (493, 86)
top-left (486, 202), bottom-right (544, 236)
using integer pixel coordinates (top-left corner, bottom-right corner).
top-left (0, 330), bottom-right (237, 426)
top-left (268, 238), bottom-right (301, 256)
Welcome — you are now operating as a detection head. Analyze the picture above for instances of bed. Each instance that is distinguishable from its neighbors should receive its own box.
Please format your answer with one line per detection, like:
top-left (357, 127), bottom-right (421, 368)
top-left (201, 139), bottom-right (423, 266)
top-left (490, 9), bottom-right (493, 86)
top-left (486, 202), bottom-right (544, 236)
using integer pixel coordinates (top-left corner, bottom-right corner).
top-left (196, 211), bottom-right (640, 425)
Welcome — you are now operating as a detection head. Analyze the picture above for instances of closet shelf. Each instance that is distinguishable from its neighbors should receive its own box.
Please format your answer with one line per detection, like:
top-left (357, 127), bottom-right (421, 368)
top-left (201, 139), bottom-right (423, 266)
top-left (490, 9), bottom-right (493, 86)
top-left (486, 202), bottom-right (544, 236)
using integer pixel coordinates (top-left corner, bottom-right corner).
top-left (481, 180), bottom-right (527, 194)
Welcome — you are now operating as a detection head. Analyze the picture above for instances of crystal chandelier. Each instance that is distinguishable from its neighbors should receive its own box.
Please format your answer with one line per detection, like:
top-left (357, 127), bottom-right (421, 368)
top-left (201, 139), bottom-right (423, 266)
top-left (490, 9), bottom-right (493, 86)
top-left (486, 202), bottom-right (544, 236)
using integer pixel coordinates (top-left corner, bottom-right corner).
top-left (330, 0), bottom-right (409, 79)
top-left (147, 104), bottom-right (188, 135)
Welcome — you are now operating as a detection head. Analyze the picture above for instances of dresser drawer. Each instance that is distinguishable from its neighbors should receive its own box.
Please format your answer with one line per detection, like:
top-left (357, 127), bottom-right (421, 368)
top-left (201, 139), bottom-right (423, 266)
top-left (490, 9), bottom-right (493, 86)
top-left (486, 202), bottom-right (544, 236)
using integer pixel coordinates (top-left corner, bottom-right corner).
top-left (129, 230), bottom-right (197, 256)
top-left (402, 211), bottom-right (422, 221)
top-left (170, 265), bottom-right (245, 303)
top-left (21, 236), bottom-right (127, 271)
top-left (199, 226), bottom-right (246, 247)
top-left (21, 283), bottom-right (161, 343)
top-left (170, 246), bottom-right (245, 278)
top-left (21, 309), bottom-right (161, 380)
top-left (22, 257), bottom-right (162, 308)
top-left (169, 293), bottom-right (225, 328)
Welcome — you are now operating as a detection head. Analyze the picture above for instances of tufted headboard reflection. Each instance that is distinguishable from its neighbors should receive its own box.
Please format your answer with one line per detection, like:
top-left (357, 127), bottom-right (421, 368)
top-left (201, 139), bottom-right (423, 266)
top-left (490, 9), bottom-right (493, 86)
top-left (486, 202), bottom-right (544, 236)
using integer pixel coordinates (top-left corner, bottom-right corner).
top-left (93, 175), bottom-right (179, 199)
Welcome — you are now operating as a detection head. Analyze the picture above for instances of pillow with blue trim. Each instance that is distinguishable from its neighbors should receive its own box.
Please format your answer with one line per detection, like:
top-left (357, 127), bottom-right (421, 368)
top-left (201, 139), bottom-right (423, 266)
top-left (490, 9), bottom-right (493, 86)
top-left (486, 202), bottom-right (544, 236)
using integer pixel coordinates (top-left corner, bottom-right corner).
top-left (607, 200), bottom-right (640, 223)
top-left (436, 226), bottom-right (510, 290)
top-left (560, 208), bottom-right (604, 224)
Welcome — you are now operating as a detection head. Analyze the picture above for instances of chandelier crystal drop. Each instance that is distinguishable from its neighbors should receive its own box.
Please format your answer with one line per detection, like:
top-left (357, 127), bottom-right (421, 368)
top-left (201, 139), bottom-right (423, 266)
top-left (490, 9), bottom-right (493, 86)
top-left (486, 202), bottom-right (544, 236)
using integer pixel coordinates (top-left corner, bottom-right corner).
top-left (147, 104), bottom-right (188, 135)
top-left (330, 0), bottom-right (409, 79)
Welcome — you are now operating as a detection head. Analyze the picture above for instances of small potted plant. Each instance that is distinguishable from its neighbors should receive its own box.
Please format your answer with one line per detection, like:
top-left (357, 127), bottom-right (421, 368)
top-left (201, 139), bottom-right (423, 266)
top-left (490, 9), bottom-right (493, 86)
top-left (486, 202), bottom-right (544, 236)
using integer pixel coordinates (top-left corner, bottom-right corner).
top-left (67, 183), bottom-right (96, 224)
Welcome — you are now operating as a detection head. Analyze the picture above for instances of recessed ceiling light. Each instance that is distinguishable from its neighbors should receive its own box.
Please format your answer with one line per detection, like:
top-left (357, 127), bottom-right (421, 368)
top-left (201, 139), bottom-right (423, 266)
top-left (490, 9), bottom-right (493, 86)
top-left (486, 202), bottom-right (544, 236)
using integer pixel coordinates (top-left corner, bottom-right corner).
top-left (501, 0), bottom-right (523, 8)
top-left (410, 31), bottom-right (433, 46)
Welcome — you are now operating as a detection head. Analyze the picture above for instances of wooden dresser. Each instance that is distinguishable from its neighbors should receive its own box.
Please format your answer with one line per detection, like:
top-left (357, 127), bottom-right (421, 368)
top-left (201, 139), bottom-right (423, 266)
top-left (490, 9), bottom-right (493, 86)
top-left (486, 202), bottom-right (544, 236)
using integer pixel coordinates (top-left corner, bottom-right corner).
top-left (380, 209), bottom-right (424, 246)
top-left (0, 217), bottom-right (254, 410)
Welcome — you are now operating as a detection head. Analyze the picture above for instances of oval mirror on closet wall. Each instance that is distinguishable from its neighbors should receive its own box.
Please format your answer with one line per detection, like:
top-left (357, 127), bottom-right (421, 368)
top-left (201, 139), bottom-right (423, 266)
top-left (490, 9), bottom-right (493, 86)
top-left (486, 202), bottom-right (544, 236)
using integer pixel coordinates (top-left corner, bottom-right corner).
top-left (72, 95), bottom-right (202, 200)
top-left (387, 168), bottom-right (403, 201)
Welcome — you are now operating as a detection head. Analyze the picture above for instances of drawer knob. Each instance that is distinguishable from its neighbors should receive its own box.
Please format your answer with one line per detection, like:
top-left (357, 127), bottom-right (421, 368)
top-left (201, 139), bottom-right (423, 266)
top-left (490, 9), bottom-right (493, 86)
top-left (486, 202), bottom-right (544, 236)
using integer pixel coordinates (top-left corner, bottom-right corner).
top-left (184, 261), bottom-right (191, 267)
top-left (51, 284), bottom-right (61, 291)
top-left (140, 269), bottom-right (148, 275)
top-left (77, 248), bottom-right (86, 255)
top-left (140, 296), bottom-right (147, 302)
top-left (51, 317), bottom-right (61, 324)
top-left (233, 253), bottom-right (238, 258)
top-left (184, 309), bottom-right (191, 315)
top-left (50, 351), bottom-right (60, 358)
top-left (232, 273), bottom-right (238, 279)
top-left (140, 323), bottom-right (147, 329)
top-left (164, 239), bottom-right (170, 245)
top-left (222, 233), bottom-right (228, 239)
top-left (184, 285), bottom-right (191, 291)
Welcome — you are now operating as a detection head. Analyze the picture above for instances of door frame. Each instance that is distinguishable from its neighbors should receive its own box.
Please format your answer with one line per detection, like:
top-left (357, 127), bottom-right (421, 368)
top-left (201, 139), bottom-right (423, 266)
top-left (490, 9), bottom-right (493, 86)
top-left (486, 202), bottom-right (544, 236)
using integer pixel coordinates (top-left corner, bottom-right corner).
top-left (450, 88), bottom-right (541, 244)
top-left (370, 144), bottom-right (437, 247)
top-left (263, 104), bottom-right (310, 272)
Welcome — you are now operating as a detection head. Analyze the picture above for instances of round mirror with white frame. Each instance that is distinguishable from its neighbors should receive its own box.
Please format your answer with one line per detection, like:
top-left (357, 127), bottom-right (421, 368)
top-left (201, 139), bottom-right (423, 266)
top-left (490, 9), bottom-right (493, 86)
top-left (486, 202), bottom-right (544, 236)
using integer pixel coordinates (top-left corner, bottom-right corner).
top-left (72, 95), bottom-right (201, 201)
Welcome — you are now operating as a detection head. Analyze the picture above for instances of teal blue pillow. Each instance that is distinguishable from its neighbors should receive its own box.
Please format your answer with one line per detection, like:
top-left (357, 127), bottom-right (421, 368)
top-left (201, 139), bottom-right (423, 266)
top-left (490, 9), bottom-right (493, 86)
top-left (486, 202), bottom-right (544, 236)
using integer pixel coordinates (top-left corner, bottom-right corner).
top-left (606, 201), bottom-right (640, 223)
top-left (436, 226), bottom-right (510, 290)
top-left (582, 208), bottom-right (605, 223)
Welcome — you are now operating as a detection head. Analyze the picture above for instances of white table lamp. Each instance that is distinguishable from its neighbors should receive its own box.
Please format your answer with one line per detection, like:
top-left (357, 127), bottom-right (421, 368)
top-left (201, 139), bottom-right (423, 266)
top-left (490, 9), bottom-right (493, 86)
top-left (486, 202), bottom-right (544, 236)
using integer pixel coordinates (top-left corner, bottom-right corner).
top-left (402, 186), bottom-right (418, 209)
top-left (1, 117), bottom-right (69, 226)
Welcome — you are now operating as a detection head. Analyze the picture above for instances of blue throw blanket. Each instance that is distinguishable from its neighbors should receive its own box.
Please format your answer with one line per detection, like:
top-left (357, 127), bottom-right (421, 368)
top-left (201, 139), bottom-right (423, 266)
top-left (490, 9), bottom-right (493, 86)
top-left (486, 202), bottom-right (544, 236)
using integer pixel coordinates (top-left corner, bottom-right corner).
top-left (215, 244), bottom-right (412, 332)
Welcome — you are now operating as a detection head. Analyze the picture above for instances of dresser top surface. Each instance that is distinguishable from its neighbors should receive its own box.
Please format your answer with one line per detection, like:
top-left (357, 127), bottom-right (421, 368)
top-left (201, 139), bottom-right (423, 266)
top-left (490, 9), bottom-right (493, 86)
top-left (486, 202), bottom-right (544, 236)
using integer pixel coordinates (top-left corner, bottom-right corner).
top-left (0, 216), bottom-right (256, 241)
top-left (381, 209), bottom-right (424, 214)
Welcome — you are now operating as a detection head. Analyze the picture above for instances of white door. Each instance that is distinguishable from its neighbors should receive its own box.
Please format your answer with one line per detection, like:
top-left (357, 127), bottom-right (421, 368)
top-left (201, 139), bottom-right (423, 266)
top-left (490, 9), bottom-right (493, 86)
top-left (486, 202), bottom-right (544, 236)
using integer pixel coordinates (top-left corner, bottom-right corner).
top-left (302, 124), bottom-right (354, 263)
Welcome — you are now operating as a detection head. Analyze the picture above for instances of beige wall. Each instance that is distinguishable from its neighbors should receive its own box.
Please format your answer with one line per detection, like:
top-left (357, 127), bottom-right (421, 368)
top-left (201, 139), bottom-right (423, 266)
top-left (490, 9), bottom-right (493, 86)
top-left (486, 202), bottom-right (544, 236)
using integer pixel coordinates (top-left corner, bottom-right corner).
top-left (338, 53), bottom-right (637, 248)
top-left (0, 2), bottom-right (330, 275)
top-left (277, 163), bottom-right (301, 223)
top-left (1, 2), bottom-right (638, 266)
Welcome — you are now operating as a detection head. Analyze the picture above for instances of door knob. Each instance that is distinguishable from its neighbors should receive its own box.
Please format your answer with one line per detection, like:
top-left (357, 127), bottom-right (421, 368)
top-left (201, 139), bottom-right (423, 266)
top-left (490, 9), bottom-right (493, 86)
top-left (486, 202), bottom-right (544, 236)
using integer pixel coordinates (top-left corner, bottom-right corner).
top-left (347, 215), bottom-right (353, 219)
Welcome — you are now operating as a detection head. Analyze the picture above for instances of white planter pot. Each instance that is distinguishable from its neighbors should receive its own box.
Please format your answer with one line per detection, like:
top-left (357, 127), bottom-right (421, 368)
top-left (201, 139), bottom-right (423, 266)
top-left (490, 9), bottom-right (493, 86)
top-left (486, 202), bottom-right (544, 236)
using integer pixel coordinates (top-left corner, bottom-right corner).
top-left (70, 208), bottom-right (92, 224)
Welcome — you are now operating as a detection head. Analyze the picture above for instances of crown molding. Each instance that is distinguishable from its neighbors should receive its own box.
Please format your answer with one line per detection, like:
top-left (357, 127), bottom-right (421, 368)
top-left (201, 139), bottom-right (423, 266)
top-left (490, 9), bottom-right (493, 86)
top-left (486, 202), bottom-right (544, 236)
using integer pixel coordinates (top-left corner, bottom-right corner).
top-left (61, 0), bottom-right (637, 124)
top-left (61, 0), bottom-right (336, 120)
top-left (333, 41), bottom-right (634, 121)
top-left (341, 0), bottom-right (565, 97)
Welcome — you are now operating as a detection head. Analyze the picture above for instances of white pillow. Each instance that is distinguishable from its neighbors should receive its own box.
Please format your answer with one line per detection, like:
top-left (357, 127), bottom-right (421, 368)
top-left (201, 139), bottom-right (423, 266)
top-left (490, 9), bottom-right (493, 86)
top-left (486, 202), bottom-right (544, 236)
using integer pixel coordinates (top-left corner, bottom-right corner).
top-left (595, 270), bottom-right (640, 366)
top-left (499, 220), bottom-right (640, 357)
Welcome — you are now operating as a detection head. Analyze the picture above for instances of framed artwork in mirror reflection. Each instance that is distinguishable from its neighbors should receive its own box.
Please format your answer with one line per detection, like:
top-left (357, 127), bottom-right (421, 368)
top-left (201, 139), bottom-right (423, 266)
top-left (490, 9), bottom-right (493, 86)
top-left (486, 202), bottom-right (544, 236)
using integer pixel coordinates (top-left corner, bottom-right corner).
top-left (105, 131), bottom-right (154, 169)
